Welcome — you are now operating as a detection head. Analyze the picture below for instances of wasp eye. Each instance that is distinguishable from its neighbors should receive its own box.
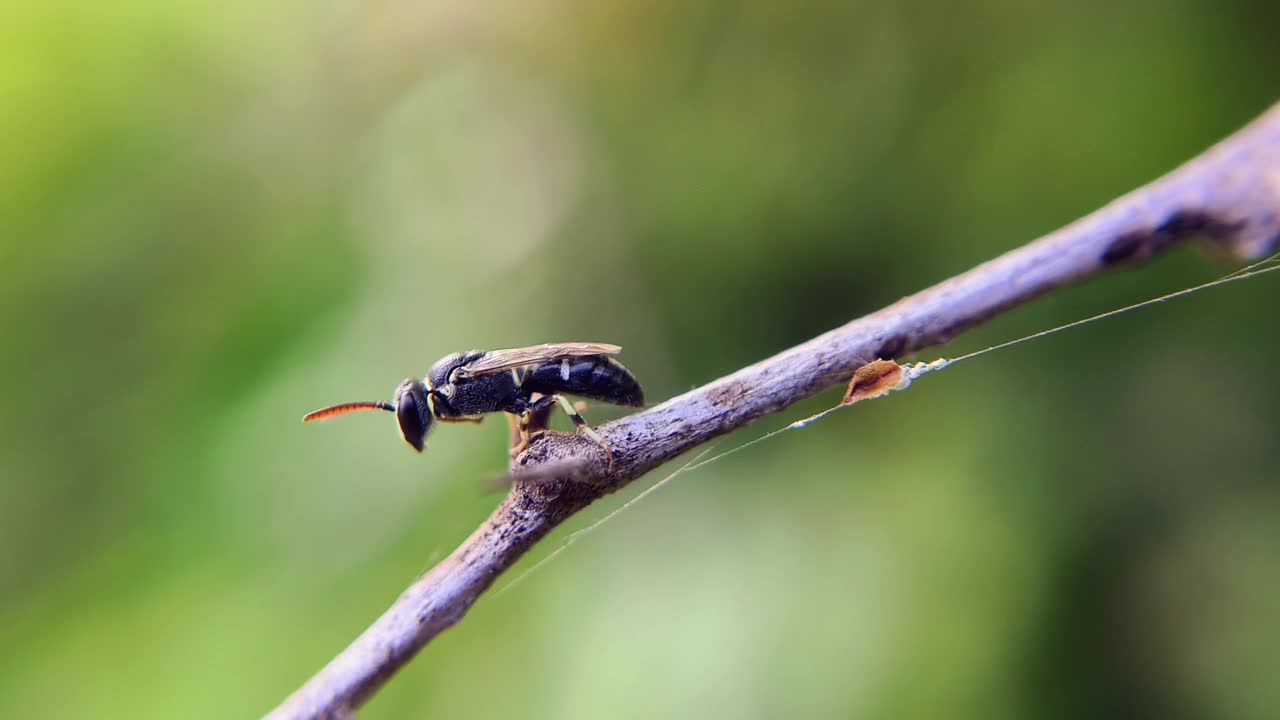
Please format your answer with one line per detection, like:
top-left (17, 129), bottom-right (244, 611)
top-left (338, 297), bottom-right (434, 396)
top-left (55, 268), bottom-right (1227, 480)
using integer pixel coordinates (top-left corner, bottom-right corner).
top-left (396, 389), bottom-right (428, 452)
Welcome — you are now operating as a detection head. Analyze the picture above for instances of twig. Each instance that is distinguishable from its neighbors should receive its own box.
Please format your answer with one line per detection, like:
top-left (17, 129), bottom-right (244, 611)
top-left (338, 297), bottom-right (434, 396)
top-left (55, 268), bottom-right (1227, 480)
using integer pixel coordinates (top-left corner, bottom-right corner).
top-left (266, 101), bottom-right (1280, 720)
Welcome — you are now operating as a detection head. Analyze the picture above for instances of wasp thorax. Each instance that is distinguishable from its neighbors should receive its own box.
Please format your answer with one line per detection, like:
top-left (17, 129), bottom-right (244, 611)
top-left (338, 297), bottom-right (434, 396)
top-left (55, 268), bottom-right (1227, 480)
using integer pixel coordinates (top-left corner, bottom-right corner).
top-left (394, 379), bottom-right (434, 452)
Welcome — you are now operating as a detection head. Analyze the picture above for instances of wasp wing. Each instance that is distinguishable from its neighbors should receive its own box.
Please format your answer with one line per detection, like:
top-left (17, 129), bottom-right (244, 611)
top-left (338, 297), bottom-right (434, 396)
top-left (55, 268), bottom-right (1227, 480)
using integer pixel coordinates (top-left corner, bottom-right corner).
top-left (457, 342), bottom-right (622, 378)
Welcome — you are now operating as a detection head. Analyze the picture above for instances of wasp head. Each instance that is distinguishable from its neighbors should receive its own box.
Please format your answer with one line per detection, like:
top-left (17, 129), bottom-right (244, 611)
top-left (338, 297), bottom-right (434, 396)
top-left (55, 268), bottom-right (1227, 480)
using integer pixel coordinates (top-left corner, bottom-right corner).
top-left (393, 379), bottom-right (435, 452)
top-left (302, 379), bottom-right (435, 453)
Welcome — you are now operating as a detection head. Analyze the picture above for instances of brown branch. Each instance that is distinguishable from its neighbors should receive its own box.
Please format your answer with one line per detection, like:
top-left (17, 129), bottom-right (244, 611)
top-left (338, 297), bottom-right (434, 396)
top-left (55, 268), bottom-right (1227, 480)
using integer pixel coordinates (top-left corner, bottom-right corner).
top-left (266, 102), bottom-right (1280, 720)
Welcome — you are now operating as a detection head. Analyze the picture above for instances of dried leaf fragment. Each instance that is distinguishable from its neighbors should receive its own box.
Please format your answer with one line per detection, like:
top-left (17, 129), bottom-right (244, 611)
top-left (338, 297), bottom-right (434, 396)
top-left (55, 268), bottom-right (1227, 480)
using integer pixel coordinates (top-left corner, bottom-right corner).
top-left (841, 359), bottom-right (905, 405)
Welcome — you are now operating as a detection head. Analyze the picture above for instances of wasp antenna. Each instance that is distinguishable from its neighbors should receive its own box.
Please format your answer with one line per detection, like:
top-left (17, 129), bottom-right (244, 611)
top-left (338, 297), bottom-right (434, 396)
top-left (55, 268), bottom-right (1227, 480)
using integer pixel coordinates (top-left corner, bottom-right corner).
top-left (303, 401), bottom-right (396, 423)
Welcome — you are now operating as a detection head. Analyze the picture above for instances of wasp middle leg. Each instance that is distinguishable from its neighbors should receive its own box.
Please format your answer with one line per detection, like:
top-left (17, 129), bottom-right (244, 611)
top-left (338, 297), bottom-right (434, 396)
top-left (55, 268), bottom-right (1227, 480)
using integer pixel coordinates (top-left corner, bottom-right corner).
top-left (509, 404), bottom-right (549, 458)
top-left (519, 394), bottom-right (614, 470)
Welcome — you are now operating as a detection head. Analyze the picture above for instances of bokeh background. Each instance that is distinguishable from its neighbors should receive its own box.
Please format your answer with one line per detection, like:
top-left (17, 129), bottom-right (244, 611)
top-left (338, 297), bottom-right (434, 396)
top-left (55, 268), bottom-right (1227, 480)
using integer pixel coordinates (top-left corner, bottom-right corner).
top-left (3, 1), bottom-right (1279, 718)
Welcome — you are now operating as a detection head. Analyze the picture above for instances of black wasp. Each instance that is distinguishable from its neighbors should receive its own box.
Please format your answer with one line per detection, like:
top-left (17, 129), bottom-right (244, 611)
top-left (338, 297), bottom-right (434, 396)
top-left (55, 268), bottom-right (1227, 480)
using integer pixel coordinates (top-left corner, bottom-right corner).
top-left (304, 342), bottom-right (644, 455)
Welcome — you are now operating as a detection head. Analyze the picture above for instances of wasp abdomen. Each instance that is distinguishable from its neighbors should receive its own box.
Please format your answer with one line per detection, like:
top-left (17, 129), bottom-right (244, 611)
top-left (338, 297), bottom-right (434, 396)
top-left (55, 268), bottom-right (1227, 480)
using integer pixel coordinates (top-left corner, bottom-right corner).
top-left (520, 355), bottom-right (644, 407)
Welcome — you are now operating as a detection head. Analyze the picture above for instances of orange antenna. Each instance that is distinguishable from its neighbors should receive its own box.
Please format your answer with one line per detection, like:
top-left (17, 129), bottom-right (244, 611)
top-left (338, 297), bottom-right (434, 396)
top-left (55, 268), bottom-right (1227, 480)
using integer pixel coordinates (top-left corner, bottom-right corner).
top-left (303, 401), bottom-right (395, 423)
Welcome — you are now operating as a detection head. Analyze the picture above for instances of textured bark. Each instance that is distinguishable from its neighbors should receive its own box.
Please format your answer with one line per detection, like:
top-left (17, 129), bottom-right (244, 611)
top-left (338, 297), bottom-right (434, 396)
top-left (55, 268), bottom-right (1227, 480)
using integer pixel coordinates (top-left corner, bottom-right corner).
top-left (266, 102), bottom-right (1280, 720)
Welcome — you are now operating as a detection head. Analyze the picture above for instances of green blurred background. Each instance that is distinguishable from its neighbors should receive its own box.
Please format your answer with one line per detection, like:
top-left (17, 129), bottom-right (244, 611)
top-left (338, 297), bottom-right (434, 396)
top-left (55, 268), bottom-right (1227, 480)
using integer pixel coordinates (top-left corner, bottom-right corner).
top-left (3, 1), bottom-right (1279, 718)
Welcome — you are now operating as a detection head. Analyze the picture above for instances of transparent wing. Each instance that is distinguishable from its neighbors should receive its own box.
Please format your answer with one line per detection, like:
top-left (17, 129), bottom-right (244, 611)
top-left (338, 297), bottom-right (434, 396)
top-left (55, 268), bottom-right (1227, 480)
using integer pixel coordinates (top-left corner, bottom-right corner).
top-left (457, 342), bottom-right (622, 378)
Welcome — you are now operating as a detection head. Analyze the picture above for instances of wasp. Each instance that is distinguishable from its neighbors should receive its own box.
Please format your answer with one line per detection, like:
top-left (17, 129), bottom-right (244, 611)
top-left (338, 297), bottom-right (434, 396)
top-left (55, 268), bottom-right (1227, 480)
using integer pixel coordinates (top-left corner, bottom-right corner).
top-left (304, 342), bottom-right (644, 458)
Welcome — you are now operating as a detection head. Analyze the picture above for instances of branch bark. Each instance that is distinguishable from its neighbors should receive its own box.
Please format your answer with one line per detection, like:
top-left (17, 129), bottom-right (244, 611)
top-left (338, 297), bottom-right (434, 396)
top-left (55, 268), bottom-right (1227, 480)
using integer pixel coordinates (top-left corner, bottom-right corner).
top-left (267, 102), bottom-right (1280, 720)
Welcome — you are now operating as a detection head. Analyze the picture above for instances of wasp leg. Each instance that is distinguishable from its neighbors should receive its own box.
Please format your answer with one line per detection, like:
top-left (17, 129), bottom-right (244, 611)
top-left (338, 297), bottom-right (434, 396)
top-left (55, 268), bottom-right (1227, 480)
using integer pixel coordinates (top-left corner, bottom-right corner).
top-left (509, 412), bottom-right (546, 458)
top-left (506, 414), bottom-right (526, 458)
top-left (514, 395), bottom-right (612, 468)
top-left (437, 416), bottom-right (484, 424)
top-left (548, 394), bottom-right (614, 471)
top-left (510, 396), bottom-right (555, 458)
top-left (509, 413), bottom-right (532, 458)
